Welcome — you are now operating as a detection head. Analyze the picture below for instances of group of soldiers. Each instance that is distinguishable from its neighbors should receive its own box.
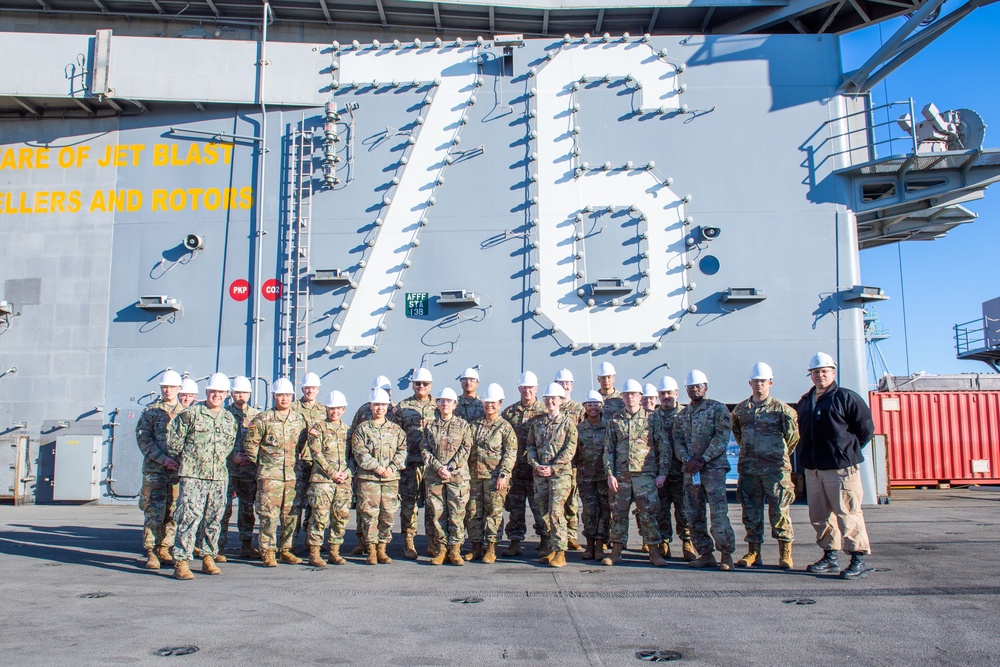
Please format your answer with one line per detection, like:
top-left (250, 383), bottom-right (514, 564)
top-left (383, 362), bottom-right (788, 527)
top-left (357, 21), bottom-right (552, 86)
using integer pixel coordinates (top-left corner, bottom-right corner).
top-left (136, 353), bottom-right (875, 581)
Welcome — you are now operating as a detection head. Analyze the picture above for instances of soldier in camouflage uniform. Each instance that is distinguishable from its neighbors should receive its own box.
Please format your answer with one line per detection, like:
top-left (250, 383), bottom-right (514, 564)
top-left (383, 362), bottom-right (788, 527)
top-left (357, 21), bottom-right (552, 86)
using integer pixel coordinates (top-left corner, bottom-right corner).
top-left (673, 370), bottom-right (737, 571)
top-left (554, 369), bottom-right (583, 551)
top-left (178, 377), bottom-right (199, 407)
top-left (649, 376), bottom-right (697, 561)
top-left (527, 383), bottom-right (578, 568)
top-left (602, 380), bottom-right (668, 567)
top-left (305, 390), bottom-right (355, 567)
top-left (500, 371), bottom-right (548, 556)
top-left (291, 372), bottom-right (325, 550)
top-left (421, 387), bottom-right (473, 566)
top-left (465, 383), bottom-right (516, 564)
top-left (732, 362), bottom-right (800, 569)
top-left (642, 384), bottom-right (660, 413)
top-left (456, 367), bottom-right (485, 422)
top-left (167, 373), bottom-right (238, 579)
top-left (596, 362), bottom-right (625, 421)
top-left (135, 370), bottom-right (184, 570)
top-left (352, 388), bottom-right (407, 565)
top-left (219, 376), bottom-right (259, 559)
top-left (348, 376), bottom-right (396, 556)
top-left (243, 378), bottom-right (308, 567)
top-left (576, 391), bottom-right (610, 561)
top-left (393, 367), bottom-right (437, 559)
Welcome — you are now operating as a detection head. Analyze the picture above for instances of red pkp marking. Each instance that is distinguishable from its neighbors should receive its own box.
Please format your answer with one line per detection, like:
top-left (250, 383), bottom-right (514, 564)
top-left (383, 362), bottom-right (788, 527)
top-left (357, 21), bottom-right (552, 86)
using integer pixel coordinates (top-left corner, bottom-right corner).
top-left (229, 279), bottom-right (251, 301)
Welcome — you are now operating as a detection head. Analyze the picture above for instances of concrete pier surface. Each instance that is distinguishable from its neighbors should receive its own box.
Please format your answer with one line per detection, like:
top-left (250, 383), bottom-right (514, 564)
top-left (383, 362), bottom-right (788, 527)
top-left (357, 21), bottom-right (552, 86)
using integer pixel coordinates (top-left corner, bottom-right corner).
top-left (2, 488), bottom-right (998, 666)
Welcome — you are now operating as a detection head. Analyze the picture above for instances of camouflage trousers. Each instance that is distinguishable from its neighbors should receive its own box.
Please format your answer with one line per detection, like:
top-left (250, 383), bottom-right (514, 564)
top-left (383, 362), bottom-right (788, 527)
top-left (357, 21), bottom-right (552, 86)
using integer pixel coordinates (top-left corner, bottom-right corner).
top-left (426, 479), bottom-right (470, 547)
top-left (399, 464), bottom-right (424, 536)
top-left (172, 478), bottom-right (227, 562)
top-left (466, 478), bottom-right (509, 543)
top-left (292, 460), bottom-right (313, 540)
top-left (609, 473), bottom-right (662, 546)
top-left (357, 479), bottom-right (399, 545)
top-left (504, 474), bottom-right (547, 541)
top-left (563, 467), bottom-right (580, 536)
top-left (219, 475), bottom-right (257, 551)
top-left (656, 474), bottom-right (691, 543)
top-left (684, 469), bottom-right (736, 555)
top-left (306, 480), bottom-right (353, 547)
top-left (256, 478), bottom-right (298, 552)
top-left (737, 471), bottom-right (795, 543)
top-left (577, 478), bottom-right (611, 542)
top-left (139, 471), bottom-right (178, 550)
top-left (533, 472), bottom-right (572, 551)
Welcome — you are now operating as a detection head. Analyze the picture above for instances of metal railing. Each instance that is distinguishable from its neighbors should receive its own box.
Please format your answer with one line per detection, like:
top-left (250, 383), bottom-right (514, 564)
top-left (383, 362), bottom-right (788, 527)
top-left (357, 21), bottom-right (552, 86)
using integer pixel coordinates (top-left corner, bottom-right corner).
top-left (954, 317), bottom-right (1000, 356)
top-left (828, 98), bottom-right (918, 166)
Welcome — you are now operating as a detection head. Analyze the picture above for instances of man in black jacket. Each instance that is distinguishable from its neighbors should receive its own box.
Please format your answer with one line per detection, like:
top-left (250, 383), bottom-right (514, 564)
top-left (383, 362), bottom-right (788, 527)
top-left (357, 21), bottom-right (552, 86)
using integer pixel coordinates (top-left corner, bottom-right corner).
top-left (797, 352), bottom-right (874, 579)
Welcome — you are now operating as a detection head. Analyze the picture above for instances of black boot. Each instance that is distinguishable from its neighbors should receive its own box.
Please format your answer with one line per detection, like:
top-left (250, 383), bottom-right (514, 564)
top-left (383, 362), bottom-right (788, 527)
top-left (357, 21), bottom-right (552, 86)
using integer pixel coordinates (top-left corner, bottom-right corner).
top-left (839, 552), bottom-right (871, 579)
top-left (806, 550), bottom-right (839, 573)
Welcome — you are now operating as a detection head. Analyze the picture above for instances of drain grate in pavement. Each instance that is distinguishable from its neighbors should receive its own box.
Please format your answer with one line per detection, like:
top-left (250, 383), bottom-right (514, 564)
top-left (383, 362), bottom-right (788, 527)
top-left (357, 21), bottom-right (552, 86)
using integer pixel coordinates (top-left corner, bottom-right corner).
top-left (450, 596), bottom-right (483, 604)
top-left (914, 547), bottom-right (937, 551)
top-left (782, 598), bottom-right (816, 605)
top-left (154, 646), bottom-right (200, 657)
top-left (79, 592), bottom-right (113, 599)
top-left (636, 649), bottom-right (683, 661)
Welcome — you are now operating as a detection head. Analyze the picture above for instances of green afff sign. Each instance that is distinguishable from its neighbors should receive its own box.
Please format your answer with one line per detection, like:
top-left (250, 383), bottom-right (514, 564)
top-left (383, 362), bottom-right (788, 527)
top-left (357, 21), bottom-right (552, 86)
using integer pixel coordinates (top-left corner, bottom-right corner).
top-left (405, 292), bottom-right (429, 317)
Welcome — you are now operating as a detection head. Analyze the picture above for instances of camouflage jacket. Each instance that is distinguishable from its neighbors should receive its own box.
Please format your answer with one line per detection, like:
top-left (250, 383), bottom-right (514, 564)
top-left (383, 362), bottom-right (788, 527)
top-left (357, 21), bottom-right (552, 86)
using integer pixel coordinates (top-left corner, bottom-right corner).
top-left (650, 405), bottom-right (685, 477)
top-left (393, 395), bottom-right (438, 465)
top-left (600, 390), bottom-right (626, 422)
top-left (166, 403), bottom-right (238, 481)
top-left (562, 399), bottom-right (585, 424)
top-left (672, 399), bottom-right (732, 471)
top-left (135, 399), bottom-right (185, 474)
top-left (575, 418), bottom-right (608, 482)
top-left (732, 396), bottom-right (800, 475)
top-left (351, 418), bottom-right (407, 481)
top-left (456, 395), bottom-right (485, 423)
top-left (226, 403), bottom-right (260, 479)
top-left (307, 419), bottom-right (355, 483)
top-left (293, 399), bottom-right (326, 457)
top-left (502, 400), bottom-right (547, 478)
top-left (527, 413), bottom-right (578, 477)
top-left (244, 410), bottom-right (307, 481)
top-left (350, 401), bottom-right (397, 432)
top-left (604, 407), bottom-right (658, 477)
top-left (469, 416), bottom-right (517, 480)
top-left (421, 416), bottom-right (473, 480)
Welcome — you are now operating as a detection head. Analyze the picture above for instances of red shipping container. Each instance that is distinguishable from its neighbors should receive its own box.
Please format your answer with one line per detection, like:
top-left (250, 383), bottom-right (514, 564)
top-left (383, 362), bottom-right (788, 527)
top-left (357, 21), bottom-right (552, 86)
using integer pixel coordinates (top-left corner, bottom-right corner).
top-left (870, 391), bottom-right (1000, 486)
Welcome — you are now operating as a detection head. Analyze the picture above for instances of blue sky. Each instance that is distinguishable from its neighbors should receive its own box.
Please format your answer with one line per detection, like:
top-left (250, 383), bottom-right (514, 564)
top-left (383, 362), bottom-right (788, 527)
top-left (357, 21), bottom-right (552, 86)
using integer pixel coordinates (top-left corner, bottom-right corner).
top-left (841, 4), bottom-right (1000, 382)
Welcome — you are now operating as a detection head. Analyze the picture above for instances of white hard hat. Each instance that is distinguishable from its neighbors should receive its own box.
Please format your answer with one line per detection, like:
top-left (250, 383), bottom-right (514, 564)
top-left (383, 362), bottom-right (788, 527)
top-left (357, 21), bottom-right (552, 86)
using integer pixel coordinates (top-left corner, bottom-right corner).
top-left (180, 378), bottom-right (199, 395)
top-left (643, 383), bottom-right (658, 398)
top-left (460, 367), bottom-right (480, 380)
top-left (272, 378), bottom-right (294, 395)
top-left (160, 370), bottom-right (183, 387)
top-left (302, 372), bottom-right (321, 388)
top-left (542, 382), bottom-right (566, 399)
top-left (518, 371), bottom-right (538, 387)
top-left (621, 379), bottom-right (643, 394)
top-left (583, 390), bottom-right (604, 404)
top-left (324, 390), bottom-right (348, 408)
top-left (749, 362), bottom-right (774, 380)
top-left (206, 373), bottom-right (231, 392)
top-left (370, 388), bottom-right (390, 404)
top-left (232, 376), bottom-right (252, 393)
top-left (685, 370), bottom-right (709, 386)
top-left (371, 375), bottom-right (392, 391)
top-left (554, 368), bottom-right (574, 382)
top-left (597, 362), bottom-right (616, 377)
top-left (412, 367), bottom-right (433, 383)
top-left (482, 383), bottom-right (505, 402)
top-left (657, 376), bottom-right (679, 392)
top-left (808, 352), bottom-right (837, 371)
top-left (437, 387), bottom-right (458, 402)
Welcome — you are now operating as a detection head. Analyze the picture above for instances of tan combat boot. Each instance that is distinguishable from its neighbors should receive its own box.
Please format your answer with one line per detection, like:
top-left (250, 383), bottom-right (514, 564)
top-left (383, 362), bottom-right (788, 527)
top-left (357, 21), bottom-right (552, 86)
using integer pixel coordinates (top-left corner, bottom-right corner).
top-left (308, 546), bottom-right (326, 568)
top-left (681, 540), bottom-right (699, 562)
top-left (737, 542), bottom-right (762, 568)
top-left (173, 560), bottom-right (194, 580)
top-left (601, 542), bottom-right (624, 567)
top-left (594, 540), bottom-right (606, 561)
top-left (648, 544), bottom-right (668, 567)
top-left (464, 542), bottom-right (484, 562)
top-left (778, 540), bottom-right (794, 570)
top-left (719, 553), bottom-right (735, 571)
top-left (430, 544), bottom-right (447, 565)
top-left (376, 543), bottom-right (393, 564)
top-left (366, 544), bottom-right (379, 565)
top-left (156, 546), bottom-right (174, 565)
top-left (352, 540), bottom-right (367, 555)
top-left (144, 549), bottom-right (160, 570)
top-left (261, 549), bottom-right (278, 567)
top-left (214, 552), bottom-right (228, 563)
top-left (482, 542), bottom-right (498, 564)
top-left (581, 538), bottom-right (596, 561)
top-left (279, 549), bottom-right (302, 565)
top-left (327, 544), bottom-right (346, 565)
top-left (426, 534), bottom-right (439, 558)
top-left (403, 532), bottom-right (418, 560)
top-left (661, 541), bottom-right (672, 559)
top-left (501, 539), bottom-right (522, 557)
top-left (447, 544), bottom-right (465, 566)
top-left (567, 536), bottom-right (583, 551)
top-left (193, 548), bottom-right (202, 559)
top-left (201, 555), bottom-right (221, 575)
top-left (688, 552), bottom-right (718, 568)
top-left (548, 550), bottom-right (567, 568)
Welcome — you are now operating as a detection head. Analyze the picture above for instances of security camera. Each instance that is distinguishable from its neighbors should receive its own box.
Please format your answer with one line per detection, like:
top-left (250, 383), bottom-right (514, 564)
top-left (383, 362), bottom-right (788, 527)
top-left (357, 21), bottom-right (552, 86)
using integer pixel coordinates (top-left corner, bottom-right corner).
top-left (183, 234), bottom-right (204, 251)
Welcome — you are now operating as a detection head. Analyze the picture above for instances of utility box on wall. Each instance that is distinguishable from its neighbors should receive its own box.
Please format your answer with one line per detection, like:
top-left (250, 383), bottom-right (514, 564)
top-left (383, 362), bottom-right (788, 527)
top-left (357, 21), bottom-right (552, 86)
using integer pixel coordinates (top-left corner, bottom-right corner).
top-left (53, 435), bottom-right (101, 501)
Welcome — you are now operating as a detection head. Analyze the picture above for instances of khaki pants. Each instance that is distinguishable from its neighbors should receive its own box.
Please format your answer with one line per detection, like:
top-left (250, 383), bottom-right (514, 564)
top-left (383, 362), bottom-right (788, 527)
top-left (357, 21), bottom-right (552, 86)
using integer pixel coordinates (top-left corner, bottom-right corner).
top-left (805, 466), bottom-right (871, 554)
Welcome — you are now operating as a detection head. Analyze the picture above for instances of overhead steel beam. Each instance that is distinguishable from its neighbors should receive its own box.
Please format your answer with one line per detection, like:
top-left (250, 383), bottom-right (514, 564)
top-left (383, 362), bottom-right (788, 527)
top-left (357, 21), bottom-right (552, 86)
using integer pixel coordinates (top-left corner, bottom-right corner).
top-left (35, 0), bottom-right (51, 10)
top-left (790, 16), bottom-right (808, 31)
top-left (818, 0), bottom-right (846, 33)
top-left (374, 0), bottom-right (388, 27)
top-left (714, 0), bottom-right (840, 33)
top-left (846, 0), bottom-right (872, 23)
top-left (12, 97), bottom-right (40, 115)
top-left (647, 7), bottom-right (659, 32)
top-left (432, 2), bottom-right (441, 30)
top-left (147, 0), bottom-right (163, 13)
top-left (700, 7), bottom-right (715, 32)
top-left (316, 0), bottom-right (332, 23)
top-left (542, 9), bottom-right (549, 34)
top-left (489, 5), bottom-right (495, 32)
top-left (72, 97), bottom-right (94, 113)
top-left (203, 0), bottom-right (220, 16)
top-left (92, 0), bottom-right (108, 13)
top-left (595, 8), bottom-right (605, 32)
